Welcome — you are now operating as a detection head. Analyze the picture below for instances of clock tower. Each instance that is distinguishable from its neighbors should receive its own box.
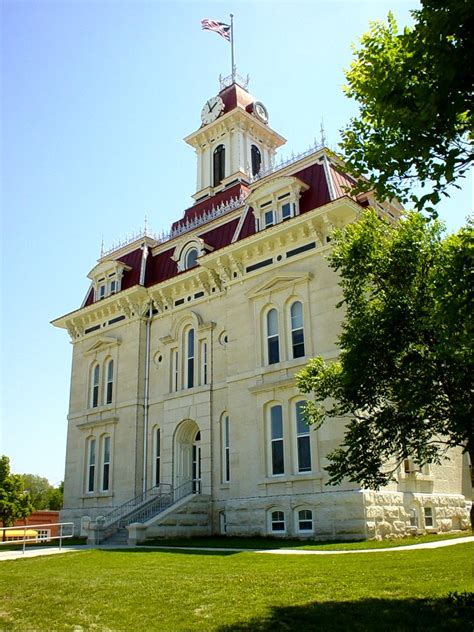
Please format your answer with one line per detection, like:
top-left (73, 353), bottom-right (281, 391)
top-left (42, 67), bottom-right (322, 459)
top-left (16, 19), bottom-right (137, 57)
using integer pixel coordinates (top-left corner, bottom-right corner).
top-left (184, 76), bottom-right (286, 202)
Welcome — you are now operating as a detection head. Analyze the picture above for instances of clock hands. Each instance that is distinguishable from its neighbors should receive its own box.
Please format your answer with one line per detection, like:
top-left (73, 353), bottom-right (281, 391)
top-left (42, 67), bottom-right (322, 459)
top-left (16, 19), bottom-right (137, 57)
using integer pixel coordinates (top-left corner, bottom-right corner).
top-left (208, 100), bottom-right (218, 113)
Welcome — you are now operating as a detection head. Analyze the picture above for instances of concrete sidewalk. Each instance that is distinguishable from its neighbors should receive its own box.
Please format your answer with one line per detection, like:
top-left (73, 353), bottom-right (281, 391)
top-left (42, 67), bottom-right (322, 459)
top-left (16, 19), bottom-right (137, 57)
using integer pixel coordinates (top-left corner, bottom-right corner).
top-left (1, 536), bottom-right (472, 561)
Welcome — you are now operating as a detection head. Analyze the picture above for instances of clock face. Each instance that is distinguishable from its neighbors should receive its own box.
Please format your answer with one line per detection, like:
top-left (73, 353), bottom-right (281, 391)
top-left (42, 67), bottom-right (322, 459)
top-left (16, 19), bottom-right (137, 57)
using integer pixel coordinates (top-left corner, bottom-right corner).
top-left (201, 96), bottom-right (224, 125)
top-left (254, 101), bottom-right (268, 123)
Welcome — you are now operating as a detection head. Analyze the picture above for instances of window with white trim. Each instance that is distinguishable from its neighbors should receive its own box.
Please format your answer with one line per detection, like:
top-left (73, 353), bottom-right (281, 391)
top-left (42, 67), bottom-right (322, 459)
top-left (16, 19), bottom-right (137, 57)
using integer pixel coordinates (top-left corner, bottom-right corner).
top-left (200, 340), bottom-right (208, 385)
top-left (186, 328), bottom-right (195, 388)
top-left (424, 507), bottom-right (434, 527)
top-left (290, 301), bottom-right (305, 359)
top-left (185, 248), bottom-right (199, 270)
top-left (105, 359), bottom-right (114, 405)
top-left (270, 405), bottom-right (285, 475)
top-left (297, 509), bottom-right (313, 532)
top-left (251, 144), bottom-right (262, 176)
top-left (87, 438), bottom-right (96, 493)
top-left (221, 415), bottom-right (230, 483)
top-left (409, 507), bottom-right (419, 527)
top-left (101, 435), bottom-right (111, 492)
top-left (266, 309), bottom-right (280, 365)
top-left (153, 427), bottom-right (161, 487)
top-left (295, 401), bottom-right (311, 472)
top-left (270, 510), bottom-right (286, 532)
top-left (172, 349), bottom-right (179, 392)
top-left (90, 364), bottom-right (100, 408)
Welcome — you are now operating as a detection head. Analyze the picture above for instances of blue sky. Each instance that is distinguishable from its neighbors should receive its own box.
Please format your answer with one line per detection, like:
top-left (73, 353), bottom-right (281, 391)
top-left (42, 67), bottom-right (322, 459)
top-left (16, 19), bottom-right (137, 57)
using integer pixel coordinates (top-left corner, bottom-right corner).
top-left (1, 1), bottom-right (472, 485)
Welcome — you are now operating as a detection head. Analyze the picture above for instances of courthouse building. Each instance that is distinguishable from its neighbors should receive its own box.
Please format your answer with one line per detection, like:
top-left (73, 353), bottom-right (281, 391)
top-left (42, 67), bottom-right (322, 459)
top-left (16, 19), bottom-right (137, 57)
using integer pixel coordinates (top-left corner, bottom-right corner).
top-left (53, 73), bottom-right (470, 543)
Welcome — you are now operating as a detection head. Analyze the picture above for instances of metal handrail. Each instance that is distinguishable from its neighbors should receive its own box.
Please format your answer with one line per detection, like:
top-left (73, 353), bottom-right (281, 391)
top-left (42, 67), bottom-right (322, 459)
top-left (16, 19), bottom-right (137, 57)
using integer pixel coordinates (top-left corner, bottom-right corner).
top-left (0, 522), bottom-right (75, 554)
top-left (99, 484), bottom-right (171, 530)
top-left (97, 480), bottom-right (197, 542)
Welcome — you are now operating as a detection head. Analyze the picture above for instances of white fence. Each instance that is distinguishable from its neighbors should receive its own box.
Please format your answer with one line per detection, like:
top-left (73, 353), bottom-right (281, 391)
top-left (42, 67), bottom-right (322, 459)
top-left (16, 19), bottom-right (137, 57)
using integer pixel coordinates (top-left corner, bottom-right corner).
top-left (0, 522), bottom-right (75, 554)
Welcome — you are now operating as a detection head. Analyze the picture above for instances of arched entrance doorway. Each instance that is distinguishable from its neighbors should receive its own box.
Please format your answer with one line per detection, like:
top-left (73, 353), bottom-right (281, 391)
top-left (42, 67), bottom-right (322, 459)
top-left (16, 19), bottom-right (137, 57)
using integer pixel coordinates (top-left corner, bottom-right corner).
top-left (174, 420), bottom-right (201, 496)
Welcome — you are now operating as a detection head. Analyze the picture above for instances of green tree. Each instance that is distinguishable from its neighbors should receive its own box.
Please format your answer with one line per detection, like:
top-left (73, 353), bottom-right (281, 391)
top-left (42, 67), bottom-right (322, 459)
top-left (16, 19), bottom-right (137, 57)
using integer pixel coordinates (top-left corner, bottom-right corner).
top-left (0, 456), bottom-right (33, 537)
top-left (296, 211), bottom-right (473, 512)
top-left (340, 1), bottom-right (473, 212)
top-left (19, 474), bottom-right (63, 511)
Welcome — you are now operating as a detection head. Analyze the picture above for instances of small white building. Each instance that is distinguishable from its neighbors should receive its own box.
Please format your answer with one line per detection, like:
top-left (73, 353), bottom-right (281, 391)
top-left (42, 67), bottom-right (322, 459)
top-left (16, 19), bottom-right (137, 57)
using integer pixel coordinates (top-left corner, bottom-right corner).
top-left (53, 75), bottom-right (471, 543)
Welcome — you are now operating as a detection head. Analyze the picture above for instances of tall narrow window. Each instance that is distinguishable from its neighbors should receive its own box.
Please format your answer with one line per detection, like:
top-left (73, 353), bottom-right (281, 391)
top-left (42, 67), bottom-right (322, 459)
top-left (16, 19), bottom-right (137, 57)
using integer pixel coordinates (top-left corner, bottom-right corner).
top-left (213, 144), bottom-right (225, 186)
top-left (105, 359), bottom-right (114, 405)
top-left (222, 415), bottom-right (230, 483)
top-left (264, 209), bottom-right (274, 228)
top-left (409, 508), bottom-right (418, 527)
top-left (295, 402), bottom-right (311, 472)
top-left (251, 144), bottom-right (262, 176)
top-left (187, 328), bottom-right (195, 388)
top-left (200, 341), bottom-right (208, 385)
top-left (290, 301), bottom-right (305, 358)
top-left (98, 283), bottom-right (106, 300)
top-left (91, 364), bottom-right (100, 408)
top-left (267, 309), bottom-right (280, 364)
top-left (102, 436), bottom-right (110, 491)
top-left (270, 405), bottom-right (284, 475)
top-left (172, 349), bottom-right (179, 392)
top-left (154, 427), bottom-right (161, 487)
top-left (87, 438), bottom-right (96, 493)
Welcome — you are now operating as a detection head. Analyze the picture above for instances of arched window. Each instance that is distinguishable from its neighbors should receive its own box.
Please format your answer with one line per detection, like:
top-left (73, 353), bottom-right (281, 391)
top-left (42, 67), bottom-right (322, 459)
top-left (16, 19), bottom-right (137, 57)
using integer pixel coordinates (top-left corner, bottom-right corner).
top-left (266, 309), bottom-right (280, 364)
top-left (270, 510), bottom-right (285, 532)
top-left (221, 415), bottom-right (230, 483)
top-left (213, 144), bottom-right (225, 186)
top-left (251, 145), bottom-right (262, 176)
top-left (105, 359), bottom-right (114, 405)
top-left (297, 509), bottom-right (313, 532)
top-left (87, 438), bottom-right (96, 493)
top-left (153, 427), bottom-right (161, 487)
top-left (101, 435), bottom-right (111, 492)
top-left (187, 328), bottom-right (195, 388)
top-left (295, 401), bottom-right (311, 472)
top-left (290, 301), bottom-right (305, 358)
top-left (409, 507), bottom-right (419, 527)
top-left (91, 364), bottom-right (100, 408)
top-left (185, 248), bottom-right (199, 270)
top-left (270, 405), bottom-right (284, 475)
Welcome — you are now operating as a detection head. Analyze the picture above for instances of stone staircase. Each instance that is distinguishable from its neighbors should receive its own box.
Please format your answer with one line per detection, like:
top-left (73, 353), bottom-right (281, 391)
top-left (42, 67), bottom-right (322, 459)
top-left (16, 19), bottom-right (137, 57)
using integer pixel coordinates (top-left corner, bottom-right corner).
top-left (91, 481), bottom-right (210, 545)
top-left (129, 493), bottom-right (211, 542)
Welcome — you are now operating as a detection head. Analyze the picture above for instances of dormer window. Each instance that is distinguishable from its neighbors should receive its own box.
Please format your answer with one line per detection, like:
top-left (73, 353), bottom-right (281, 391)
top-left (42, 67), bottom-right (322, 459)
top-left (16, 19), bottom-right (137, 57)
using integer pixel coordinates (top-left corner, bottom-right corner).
top-left (173, 236), bottom-right (214, 272)
top-left (88, 261), bottom-right (131, 303)
top-left (246, 176), bottom-right (309, 232)
top-left (185, 248), bottom-right (199, 270)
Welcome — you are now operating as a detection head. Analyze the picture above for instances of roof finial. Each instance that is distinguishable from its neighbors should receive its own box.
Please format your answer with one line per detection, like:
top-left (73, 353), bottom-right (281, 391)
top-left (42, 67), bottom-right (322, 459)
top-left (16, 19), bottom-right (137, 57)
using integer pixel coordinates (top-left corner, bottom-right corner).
top-left (320, 118), bottom-right (327, 147)
top-left (144, 214), bottom-right (148, 236)
top-left (100, 237), bottom-right (104, 257)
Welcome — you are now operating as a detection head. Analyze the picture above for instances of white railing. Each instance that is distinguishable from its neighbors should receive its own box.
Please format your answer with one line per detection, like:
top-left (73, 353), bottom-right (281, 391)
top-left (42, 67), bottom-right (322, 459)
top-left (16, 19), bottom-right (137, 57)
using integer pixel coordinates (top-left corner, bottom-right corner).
top-left (0, 522), bottom-right (75, 554)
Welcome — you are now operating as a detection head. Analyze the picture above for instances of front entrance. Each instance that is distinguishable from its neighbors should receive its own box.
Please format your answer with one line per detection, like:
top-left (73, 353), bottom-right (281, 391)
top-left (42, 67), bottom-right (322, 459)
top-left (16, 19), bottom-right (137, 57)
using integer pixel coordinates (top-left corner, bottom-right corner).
top-left (174, 420), bottom-right (202, 497)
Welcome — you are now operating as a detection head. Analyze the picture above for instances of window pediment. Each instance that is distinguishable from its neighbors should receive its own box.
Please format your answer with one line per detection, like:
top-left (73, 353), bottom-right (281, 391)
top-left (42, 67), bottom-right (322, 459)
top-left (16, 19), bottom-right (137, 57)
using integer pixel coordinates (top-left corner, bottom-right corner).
top-left (246, 273), bottom-right (312, 300)
top-left (84, 336), bottom-right (121, 356)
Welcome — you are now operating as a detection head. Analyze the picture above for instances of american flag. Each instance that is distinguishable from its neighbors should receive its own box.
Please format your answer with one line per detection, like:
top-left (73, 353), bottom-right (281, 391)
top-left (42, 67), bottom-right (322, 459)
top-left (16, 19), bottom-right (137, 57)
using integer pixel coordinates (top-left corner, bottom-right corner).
top-left (201, 19), bottom-right (231, 42)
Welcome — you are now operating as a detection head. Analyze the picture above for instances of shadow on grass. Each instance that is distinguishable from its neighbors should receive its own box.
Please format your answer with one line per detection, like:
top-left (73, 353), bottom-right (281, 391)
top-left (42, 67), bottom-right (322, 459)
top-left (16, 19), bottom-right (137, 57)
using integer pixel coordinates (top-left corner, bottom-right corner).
top-left (218, 593), bottom-right (474, 631)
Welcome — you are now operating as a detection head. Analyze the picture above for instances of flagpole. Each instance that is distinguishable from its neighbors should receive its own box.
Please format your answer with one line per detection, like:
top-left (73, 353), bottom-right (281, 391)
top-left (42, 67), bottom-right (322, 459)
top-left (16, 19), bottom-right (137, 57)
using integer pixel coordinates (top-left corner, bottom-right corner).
top-left (230, 13), bottom-right (235, 82)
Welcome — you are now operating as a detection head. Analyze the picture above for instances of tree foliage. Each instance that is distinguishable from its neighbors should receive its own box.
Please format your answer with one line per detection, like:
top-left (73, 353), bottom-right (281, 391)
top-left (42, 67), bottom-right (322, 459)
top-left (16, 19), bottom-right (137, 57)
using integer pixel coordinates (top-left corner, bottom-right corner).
top-left (0, 455), bottom-right (33, 528)
top-left (19, 474), bottom-right (63, 511)
top-left (340, 1), bottom-right (473, 212)
top-left (296, 210), bottom-right (473, 489)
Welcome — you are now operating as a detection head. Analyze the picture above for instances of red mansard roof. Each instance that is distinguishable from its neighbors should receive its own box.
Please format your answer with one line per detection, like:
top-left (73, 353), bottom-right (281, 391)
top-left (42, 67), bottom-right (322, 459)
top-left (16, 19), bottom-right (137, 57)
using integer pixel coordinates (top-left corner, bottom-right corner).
top-left (219, 83), bottom-right (255, 116)
top-left (83, 160), bottom-right (361, 307)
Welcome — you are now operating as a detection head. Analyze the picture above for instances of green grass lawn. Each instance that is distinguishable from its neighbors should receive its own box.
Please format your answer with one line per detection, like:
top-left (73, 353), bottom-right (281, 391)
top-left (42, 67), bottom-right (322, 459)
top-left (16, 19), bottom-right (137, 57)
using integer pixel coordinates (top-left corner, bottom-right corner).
top-left (1, 543), bottom-right (472, 631)
top-left (142, 531), bottom-right (472, 551)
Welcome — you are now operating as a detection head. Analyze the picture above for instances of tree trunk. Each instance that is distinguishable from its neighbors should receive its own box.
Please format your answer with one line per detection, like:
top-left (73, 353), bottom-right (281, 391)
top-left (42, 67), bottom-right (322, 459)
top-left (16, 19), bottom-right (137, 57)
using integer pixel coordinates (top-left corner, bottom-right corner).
top-left (467, 442), bottom-right (474, 531)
